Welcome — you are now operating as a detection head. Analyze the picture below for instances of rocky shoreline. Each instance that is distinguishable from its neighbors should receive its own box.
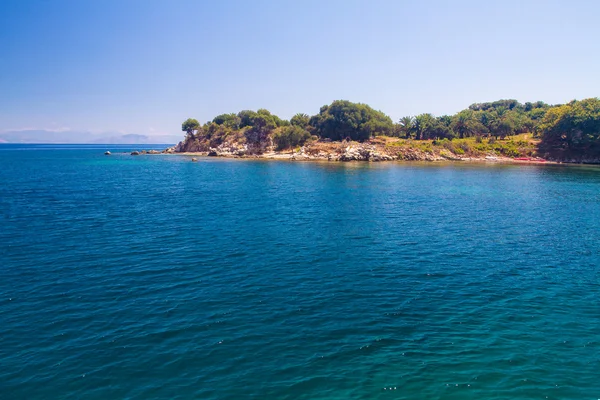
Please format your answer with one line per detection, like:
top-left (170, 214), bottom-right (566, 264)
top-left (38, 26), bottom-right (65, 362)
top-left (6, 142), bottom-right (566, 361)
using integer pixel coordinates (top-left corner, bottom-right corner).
top-left (156, 140), bottom-right (560, 164)
top-left (117, 139), bottom-right (600, 165)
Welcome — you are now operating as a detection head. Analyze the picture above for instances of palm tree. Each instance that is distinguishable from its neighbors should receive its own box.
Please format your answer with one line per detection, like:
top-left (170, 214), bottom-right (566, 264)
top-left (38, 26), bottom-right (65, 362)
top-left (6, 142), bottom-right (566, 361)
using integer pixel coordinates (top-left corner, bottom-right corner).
top-left (414, 114), bottom-right (434, 140)
top-left (451, 110), bottom-right (478, 138)
top-left (495, 106), bottom-right (508, 119)
top-left (488, 107), bottom-right (515, 139)
top-left (398, 116), bottom-right (414, 138)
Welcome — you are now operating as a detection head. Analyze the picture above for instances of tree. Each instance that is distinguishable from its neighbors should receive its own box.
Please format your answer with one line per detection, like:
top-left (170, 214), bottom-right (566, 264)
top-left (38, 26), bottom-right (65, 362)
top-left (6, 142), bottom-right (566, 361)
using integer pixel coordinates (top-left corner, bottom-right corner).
top-left (182, 118), bottom-right (200, 139)
top-left (244, 112), bottom-right (277, 153)
top-left (413, 114), bottom-right (435, 140)
top-left (236, 109), bottom-right (287, 129)
top-left (469, 99), bottom-right (522, 112)
top-left (255, 108), bottom-right (286, 127)
top-left (213, 113), bottom-right (240, 129)
top-left (528, 108), bottom-right (547, 121)
top-left (238, 110), bottom-right (258, 128)
top-left (205, 122), bottom-right (233, 147)
top-left (290, 113), bottom-right (310, 128)
top-left (273, 126), bottom-right (311, 150)
top-left (480, 107), bottom-right (519, 139)
top-left (519, 115), bottom-right (536, 133)
top-left (539, 98), bottom-right (600, 152)
top-left (176, 97), bottom-right (599, 159)
top-left (451, 110), bottom-right (478, 138)
top-left (397, 116), bottom-right (414, 138)
top-left (488, 114), bottom-right (515, 139)
top-left (432, 115), bottom-right (454, 139)
top-left (311, 100), bottom-right (394, 141)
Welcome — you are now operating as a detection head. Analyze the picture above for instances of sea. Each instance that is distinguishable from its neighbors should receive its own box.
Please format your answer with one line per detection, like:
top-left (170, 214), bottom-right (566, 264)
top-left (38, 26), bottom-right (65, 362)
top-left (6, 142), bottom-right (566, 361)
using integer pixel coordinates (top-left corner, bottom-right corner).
top-left (1, 144), bottom-right (599, 399)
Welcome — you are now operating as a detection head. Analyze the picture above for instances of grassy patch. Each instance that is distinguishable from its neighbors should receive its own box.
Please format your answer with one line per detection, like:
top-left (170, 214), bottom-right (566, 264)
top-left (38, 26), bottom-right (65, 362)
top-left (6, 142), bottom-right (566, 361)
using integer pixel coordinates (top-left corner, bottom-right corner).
top-left (377, 134), bottom-right (539, 158)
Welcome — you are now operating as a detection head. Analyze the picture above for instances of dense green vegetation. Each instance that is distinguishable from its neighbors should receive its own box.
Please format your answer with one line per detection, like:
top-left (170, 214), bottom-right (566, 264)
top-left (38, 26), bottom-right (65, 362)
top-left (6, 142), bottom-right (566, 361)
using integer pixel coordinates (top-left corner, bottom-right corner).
top-left (309, 100), bottom-right (394, 141)
top-left (379, 134), bottom-right (538, 159)
top-left (181, 97), bottom-right (600, 159)
top-left (391, 100), bottom-right (550, 141)
top-left (538, 98), bottom-right (600, 156)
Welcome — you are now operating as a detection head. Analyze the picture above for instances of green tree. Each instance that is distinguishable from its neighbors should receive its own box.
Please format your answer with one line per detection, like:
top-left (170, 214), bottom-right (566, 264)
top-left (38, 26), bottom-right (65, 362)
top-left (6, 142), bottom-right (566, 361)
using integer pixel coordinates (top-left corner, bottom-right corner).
top-left (212, 113), bottom-right (240, 129)
top-left (182, 118), bottom-right (200, 139)
top-left (273, 126), bottom-right (311, 150)
top-left (432, 115), bottom-right (454, 139)
top-left (205, 122), bottom-right (233, 147)
top-left (469, 99), bottom-right (522, 112)
top-left (451, 110), bottom-right (479, 138)
top-left (238, 110), bottom-right (258, 128)
top-left (519, 115), bottom-right (536, 133)
top-left (539, 98), bottom-right (600, 152)
top-left (528, 108), bottom-right (547, 121)
top-left (413, 114), bottom-right (435, 140)
top-left (484, 107), bottom-right (518, 139)
top-left (244, 113), bottom-right (277, 153)
top-left (290, 113), bottom-right (310, 128)
top-left (311, 100), bottom-right (394, 141)
top-left (397, 116), bottom-right (414, 138)
top-left (489, 116), bottom-right (515, 139)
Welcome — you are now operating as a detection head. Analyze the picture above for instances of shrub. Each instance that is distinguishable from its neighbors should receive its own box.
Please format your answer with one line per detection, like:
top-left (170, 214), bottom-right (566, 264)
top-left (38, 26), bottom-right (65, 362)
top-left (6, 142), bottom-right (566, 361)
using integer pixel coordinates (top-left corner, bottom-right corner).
top-left (442, 139), bottom-right (456, 153)
top-left (415, 142), bottom-right (433, 153)
top-left (273, 126), bottom-right (311, 150)
top-left (459, 142), bottom-right (471, 153)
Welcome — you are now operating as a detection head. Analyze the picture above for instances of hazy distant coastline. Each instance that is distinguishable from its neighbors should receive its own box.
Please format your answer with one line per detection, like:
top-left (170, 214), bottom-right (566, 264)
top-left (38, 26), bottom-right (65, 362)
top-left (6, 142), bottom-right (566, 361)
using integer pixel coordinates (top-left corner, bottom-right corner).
top-left (0, 130), bottom-right (181, 145)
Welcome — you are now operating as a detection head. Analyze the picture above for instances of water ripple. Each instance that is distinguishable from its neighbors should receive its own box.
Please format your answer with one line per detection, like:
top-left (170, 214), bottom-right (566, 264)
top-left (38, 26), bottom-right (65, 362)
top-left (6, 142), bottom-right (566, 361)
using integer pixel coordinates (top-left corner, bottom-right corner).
top-left (1, 147), bottom-right (599, 399)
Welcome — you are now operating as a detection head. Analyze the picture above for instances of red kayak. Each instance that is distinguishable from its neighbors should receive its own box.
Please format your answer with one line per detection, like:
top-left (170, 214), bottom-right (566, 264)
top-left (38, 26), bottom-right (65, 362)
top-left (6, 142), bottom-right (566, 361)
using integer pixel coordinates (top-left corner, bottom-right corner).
top-left (514, 157), bottom-right (547, 162)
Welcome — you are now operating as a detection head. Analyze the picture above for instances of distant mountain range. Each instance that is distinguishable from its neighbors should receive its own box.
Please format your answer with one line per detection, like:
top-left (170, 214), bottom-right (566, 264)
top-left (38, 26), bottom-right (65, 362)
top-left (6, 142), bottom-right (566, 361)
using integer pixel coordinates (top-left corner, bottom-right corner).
top-left (0, 130), bottom-right (182, 144)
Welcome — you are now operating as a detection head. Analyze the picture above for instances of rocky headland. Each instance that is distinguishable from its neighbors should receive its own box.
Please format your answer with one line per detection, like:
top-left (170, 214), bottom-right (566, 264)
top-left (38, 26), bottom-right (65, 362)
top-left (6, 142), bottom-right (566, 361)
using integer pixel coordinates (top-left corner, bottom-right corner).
top-left (159, 135), bottom-right (559, 164)
top-left (157, 98), bottom-right (600, 164)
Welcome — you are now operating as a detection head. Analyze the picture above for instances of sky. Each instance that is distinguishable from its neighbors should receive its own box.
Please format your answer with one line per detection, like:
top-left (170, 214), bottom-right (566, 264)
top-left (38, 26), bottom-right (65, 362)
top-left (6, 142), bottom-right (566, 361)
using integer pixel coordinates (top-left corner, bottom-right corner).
top-left (1, 0), bottom-right (599, 139)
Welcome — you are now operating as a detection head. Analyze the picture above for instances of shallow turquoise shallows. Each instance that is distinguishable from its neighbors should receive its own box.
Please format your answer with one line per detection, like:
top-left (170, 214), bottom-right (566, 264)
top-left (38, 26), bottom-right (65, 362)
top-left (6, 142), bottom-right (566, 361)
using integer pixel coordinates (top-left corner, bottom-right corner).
top-left (1, 144), bottom-right (599, 400)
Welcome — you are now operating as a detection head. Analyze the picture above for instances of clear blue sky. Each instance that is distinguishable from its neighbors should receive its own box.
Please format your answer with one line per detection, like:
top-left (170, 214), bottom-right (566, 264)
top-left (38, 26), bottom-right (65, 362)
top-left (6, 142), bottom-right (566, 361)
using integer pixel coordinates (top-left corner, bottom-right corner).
top-left (1, 0), bottom-right (599, 136)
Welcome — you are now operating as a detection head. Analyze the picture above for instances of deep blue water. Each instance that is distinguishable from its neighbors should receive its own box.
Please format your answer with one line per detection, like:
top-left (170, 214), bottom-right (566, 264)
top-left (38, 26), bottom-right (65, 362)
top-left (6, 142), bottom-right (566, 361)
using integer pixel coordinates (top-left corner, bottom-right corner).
top-left (1, 144), bottom-right (599, 399)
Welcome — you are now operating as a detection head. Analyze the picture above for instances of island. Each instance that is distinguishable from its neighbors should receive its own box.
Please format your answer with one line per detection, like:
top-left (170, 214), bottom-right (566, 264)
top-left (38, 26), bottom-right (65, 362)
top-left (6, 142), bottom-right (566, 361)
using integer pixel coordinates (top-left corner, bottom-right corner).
top-left (161, 98), bottom-right (600, 164)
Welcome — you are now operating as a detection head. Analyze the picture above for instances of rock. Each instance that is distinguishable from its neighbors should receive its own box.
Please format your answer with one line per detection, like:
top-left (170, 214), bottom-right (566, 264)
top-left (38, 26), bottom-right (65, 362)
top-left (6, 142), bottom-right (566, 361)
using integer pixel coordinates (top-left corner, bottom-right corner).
top-left (207, 150), bottom-right (218, 157)
top-left (130, 151), bottom-right (140, 156)
top-left (369, 152), bottom-right (393, 161)
top-left (191, 158), bottom-right (198, 162)
top-left (104, 151), bottom-right (111, 155)
top-left (147, 150), bottom-right (160, 154)
top-left (338, 146), bottom-right (375, 161)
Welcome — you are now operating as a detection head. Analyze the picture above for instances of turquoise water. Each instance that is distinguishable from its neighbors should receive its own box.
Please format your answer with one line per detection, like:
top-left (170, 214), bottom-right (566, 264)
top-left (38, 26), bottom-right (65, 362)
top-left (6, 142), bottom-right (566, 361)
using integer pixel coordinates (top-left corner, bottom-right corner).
top-left (1, 144), bottom-right (599, 399)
